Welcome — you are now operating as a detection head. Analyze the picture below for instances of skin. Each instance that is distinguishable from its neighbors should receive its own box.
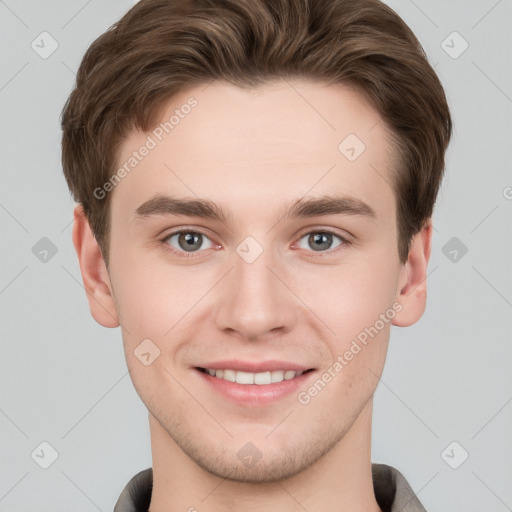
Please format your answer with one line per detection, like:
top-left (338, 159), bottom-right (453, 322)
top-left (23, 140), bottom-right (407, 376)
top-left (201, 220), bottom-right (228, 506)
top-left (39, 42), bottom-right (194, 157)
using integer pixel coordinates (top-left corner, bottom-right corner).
top-left (73, 79), bottom-right (432, 512)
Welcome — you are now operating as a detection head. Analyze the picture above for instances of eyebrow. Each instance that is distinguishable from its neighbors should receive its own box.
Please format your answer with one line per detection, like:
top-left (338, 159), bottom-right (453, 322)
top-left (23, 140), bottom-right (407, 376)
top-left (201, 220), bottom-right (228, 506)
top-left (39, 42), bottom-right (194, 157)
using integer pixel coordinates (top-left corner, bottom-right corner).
top-left (132, 193), bottom-right (376, 224)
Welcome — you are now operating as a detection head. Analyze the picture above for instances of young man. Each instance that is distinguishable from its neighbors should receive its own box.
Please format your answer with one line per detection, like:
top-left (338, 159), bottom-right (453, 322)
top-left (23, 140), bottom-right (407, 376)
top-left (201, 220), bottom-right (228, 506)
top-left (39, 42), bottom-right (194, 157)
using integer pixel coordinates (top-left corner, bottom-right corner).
top-left (61, 0), bottom-right (451, 510)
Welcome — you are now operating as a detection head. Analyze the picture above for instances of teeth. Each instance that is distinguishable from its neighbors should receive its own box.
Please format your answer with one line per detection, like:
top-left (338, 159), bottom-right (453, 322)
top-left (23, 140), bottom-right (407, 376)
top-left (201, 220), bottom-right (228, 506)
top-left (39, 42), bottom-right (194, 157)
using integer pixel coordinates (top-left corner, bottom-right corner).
top-left (254, 372), bottom-right (271, 385)
top-left (236, 371), bottom-right (254, 385)
top-left (203, 368), bottom-right (304, 385)
top-left (223, 369), bottom-right (236, 382)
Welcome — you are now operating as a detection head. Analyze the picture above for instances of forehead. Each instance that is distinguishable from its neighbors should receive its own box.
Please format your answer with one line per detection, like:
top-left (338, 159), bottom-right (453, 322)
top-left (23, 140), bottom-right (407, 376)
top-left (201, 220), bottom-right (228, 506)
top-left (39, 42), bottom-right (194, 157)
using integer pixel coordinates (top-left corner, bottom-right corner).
top-left (112, 79), bottom-right (397, 224)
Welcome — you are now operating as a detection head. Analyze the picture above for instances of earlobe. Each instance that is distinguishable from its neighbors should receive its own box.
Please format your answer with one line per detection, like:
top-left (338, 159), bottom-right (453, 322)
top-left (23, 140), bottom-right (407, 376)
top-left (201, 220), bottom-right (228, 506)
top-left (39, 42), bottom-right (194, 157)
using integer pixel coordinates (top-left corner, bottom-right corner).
top-left (392, 221), bottom-right (433, 327)
top-left (71, 204), bottom-right (120, 328)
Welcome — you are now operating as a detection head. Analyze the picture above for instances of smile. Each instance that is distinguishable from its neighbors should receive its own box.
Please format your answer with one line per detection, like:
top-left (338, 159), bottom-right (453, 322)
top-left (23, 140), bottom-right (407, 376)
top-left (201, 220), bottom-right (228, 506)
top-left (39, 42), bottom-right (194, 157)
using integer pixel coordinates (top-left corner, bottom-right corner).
top-left (197, 368), bottom-right (308, 385)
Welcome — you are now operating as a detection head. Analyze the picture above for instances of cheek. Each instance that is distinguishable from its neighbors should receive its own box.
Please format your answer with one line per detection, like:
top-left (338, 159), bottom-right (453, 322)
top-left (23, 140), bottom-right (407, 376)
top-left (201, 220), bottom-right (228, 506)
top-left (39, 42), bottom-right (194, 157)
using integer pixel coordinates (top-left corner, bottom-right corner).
top-left (110, 253), bottom-right (223, 381)
top-left (110, 249), bottom-right (199, 334)
top-left (293, 255), bottom-right (399, 341)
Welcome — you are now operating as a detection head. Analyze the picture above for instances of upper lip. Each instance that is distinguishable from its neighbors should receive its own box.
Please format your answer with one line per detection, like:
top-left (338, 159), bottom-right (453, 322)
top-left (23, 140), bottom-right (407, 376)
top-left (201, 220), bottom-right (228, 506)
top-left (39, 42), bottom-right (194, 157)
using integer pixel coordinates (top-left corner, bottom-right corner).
top-left (195, 360), bottom-right (313, 373)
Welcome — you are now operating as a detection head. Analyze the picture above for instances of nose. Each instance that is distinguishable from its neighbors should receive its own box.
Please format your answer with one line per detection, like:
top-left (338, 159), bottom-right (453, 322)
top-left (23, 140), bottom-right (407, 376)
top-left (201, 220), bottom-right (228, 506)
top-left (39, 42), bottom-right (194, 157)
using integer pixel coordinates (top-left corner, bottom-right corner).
top-left (213, 242), bottom-right (298, 342)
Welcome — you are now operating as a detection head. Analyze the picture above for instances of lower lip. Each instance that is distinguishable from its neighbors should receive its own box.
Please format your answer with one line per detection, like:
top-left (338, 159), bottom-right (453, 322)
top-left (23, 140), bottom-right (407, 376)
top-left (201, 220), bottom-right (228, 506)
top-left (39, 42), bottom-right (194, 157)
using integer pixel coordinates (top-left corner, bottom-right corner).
top-left (196, 369), bottom-right (315, 407)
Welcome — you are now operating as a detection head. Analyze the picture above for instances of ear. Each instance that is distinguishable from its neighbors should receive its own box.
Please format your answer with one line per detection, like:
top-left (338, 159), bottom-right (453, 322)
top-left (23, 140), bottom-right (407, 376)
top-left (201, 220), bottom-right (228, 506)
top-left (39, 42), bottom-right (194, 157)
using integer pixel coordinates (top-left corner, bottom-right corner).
top-left (392, 221), bottom-right (433, 327)
top-left (71, 204), bottom-right (120, 328)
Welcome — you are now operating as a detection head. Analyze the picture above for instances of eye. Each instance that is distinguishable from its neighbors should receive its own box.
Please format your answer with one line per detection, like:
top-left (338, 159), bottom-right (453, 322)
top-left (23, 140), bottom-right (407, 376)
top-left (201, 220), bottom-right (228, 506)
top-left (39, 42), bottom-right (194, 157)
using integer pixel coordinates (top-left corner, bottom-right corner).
top-left (162, 230), bottom-right (216, 256)
top-left (295, 230), bottom-right (347, 253)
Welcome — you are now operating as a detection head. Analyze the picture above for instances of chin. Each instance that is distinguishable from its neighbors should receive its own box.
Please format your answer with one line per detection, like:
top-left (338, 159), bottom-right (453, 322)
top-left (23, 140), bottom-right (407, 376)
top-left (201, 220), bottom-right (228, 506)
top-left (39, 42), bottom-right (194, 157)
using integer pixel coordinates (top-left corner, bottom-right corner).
top-left (171, 426), bottom-right (345, 484)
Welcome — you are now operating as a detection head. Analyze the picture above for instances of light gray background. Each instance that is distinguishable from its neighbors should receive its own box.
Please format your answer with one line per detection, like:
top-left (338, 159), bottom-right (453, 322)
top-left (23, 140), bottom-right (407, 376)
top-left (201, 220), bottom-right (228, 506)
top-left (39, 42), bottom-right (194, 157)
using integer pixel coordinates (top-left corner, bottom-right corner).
top-left (1, 0), bottom-right (511, 510)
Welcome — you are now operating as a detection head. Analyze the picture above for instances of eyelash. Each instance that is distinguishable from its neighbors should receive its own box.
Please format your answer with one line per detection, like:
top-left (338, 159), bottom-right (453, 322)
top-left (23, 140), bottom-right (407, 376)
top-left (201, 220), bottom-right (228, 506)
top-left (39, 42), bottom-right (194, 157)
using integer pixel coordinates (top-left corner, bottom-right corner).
top-left (160, 228), bottom-right (351, 259)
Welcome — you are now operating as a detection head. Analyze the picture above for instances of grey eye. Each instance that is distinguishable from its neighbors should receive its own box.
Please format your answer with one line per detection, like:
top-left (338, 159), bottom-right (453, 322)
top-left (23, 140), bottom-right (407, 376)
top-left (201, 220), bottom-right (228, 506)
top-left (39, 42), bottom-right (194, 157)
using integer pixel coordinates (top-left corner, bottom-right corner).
top-left (296, 232), bottom-right (343, 252)
top-left (165, 231), bottom-right (213, 252)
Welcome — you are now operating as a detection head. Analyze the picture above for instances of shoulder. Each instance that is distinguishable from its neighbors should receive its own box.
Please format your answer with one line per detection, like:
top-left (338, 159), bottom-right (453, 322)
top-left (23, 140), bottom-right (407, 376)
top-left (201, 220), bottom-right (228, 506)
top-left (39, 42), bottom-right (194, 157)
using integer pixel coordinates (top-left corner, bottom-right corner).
top-left (114, 467), bottom-right (153, 512)
top-left (372, 463), bottom-right (427, 512)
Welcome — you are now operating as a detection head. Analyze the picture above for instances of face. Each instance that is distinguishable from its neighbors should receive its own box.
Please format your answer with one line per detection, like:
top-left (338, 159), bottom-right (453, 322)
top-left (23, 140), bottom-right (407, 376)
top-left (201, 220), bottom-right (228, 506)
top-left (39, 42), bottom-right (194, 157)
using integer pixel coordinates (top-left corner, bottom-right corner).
top-left (98, 80), bottom-right (410, 482)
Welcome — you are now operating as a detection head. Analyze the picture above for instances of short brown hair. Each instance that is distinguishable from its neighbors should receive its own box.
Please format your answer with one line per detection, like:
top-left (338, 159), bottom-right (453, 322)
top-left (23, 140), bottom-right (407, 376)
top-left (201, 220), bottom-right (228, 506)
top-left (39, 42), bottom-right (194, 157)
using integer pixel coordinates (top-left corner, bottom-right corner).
top-left (61, 0), bottom-right (452, 266)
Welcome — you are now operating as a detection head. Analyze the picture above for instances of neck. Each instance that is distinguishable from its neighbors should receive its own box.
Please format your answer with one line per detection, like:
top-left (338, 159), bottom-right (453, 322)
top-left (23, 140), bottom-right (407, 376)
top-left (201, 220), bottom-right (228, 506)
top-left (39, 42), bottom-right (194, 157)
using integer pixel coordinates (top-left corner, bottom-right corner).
top-left (148, 399), bottom-right (380, 512)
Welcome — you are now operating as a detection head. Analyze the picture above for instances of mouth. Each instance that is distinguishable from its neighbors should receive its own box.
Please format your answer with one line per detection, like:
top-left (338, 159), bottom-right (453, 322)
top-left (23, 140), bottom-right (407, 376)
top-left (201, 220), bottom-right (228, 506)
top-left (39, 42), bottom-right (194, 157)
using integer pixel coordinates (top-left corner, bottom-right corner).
top-left (196, 367), bottom-right (314, 385)
top-left (194, 363), bottom-right (316, 406)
